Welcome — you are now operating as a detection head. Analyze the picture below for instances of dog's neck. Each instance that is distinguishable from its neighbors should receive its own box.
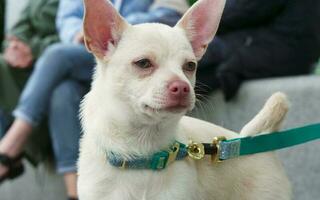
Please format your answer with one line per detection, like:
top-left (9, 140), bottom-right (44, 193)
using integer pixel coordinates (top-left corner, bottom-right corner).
top-left (104, 119), bottom-right (179, 159)
top-left (84, 88), bottom-right (182, 159)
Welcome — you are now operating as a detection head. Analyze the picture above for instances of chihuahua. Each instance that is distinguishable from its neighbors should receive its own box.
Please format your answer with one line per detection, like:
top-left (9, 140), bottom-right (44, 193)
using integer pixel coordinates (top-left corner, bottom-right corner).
top-left (78, 0), bottom-right (291, 199)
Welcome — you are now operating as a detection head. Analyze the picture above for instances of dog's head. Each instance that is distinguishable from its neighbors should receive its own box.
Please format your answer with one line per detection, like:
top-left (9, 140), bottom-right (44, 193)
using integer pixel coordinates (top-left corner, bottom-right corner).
top-left (83, 0), bottom-right (225, 124)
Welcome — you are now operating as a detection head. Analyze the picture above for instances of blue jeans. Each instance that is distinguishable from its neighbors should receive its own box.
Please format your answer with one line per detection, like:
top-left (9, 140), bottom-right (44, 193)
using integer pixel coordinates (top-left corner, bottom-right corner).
top-left (13, 43), bottom-right (95, 173)
top-left (13, 43), bottom-right (94, 125)
top-left (49, 80), bottom-right (89, 173)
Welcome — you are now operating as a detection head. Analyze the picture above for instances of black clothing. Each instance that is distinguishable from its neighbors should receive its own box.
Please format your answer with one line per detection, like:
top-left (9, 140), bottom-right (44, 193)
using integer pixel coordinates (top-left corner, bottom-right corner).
top-left (197, 0), bottom-right (320, 100)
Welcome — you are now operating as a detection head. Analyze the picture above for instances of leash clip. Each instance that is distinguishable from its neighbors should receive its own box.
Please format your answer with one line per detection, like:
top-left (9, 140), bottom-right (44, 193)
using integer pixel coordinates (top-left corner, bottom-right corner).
top-left (211, 136), bottom-right (226, 163)
top-left (187, 140), bottom-right (205, 160)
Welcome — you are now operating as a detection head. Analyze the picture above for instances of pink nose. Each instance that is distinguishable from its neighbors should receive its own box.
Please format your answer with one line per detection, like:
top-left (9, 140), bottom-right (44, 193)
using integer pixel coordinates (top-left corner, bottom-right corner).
top-left (168, 80), bottom-right (190, 98)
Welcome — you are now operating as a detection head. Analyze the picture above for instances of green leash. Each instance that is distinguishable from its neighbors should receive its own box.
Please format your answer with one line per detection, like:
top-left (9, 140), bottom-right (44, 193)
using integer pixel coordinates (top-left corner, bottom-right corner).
top-left (107, 123), bottom-right (320, 170)
top-left (187, 123), bottom-right (320, 162)
top-left (222, 123), bottom-right (320, 160)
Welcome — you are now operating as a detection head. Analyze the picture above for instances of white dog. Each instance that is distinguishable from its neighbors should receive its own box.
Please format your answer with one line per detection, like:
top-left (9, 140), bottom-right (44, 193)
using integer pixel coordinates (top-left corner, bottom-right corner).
top-left (78, 0), bottom-right (291, 199)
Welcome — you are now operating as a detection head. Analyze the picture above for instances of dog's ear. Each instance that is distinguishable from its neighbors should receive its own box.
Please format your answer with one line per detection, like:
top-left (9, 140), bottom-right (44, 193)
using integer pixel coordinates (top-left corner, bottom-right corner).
top-left (83, 0), bottom-right (128, 59)
top-left (176, 0), bottom-right (225, 60)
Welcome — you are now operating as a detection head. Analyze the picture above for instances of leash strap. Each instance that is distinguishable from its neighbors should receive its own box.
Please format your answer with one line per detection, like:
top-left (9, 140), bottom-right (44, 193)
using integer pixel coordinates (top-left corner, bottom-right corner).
top-left (218, 123), bottom-right (320, 160)
top-left (106, 124), bottom-right (320, 170)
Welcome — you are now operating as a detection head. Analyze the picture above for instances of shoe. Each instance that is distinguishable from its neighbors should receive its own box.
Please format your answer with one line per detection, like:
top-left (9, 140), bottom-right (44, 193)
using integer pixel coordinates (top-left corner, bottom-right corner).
top-left (0, 153), bottom-right (25, 184)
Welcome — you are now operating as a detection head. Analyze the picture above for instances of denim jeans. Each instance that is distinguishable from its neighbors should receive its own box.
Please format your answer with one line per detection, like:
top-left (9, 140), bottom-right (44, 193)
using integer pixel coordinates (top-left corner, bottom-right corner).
top-left (13, 43), bottom-right (95, 125)
top-left (49, 80), bottom-right (89, 173)
top-left (13, 43), bottom-right (95, 173)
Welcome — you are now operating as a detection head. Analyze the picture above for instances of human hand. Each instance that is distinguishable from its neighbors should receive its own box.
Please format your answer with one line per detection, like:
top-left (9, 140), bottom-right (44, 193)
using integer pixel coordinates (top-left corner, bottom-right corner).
top-left (74, 32), bottom-right (84, 44)
top-left (3, 39), bottom-right (33, 68)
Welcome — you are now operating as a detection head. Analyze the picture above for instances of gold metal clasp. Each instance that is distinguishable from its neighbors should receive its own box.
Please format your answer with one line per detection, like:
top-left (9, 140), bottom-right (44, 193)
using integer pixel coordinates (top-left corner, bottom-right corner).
top-left (120, 160), bottom-right (127, 169)
top-left (211, 136), bottom-right (226, 163)
top-left (167, 142), bottom-right (180, 166)
top-left (187, 140), bottom-right (205, 160)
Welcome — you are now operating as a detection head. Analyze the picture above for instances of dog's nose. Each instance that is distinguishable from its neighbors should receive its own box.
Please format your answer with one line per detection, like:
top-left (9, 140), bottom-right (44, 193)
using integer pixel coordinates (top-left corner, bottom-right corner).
top-left (168, 80), bottom-right (190, 97)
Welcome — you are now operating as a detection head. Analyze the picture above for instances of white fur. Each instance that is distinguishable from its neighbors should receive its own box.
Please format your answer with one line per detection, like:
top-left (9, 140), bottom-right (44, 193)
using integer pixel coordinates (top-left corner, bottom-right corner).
top-left (78, 1), bottom-right (291, 199)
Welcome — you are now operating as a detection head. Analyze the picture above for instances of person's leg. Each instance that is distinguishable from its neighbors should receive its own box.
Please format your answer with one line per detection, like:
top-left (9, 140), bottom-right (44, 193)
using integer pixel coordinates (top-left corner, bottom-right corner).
top-left (0, 57), bottom-right (17, 138)
top-left (0, 57), bottom-right (30, 176)
top-left (0, 43), bottom-right (94, 177)
top-left (64, 173), bottom-right (78, 199)
top-left (13, 43), bottom-right (94, 126)
top-left (48, 80), bottom-right (89, 199)
top-left (0, 118), bottom-right (32, 175)
top-left (0, 55), bottom-right (20, 112)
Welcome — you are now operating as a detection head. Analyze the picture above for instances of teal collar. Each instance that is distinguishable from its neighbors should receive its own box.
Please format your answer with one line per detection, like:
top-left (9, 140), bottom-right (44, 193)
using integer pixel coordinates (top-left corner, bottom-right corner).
top-left (107, 142), bottom-right (188, 170)
top-left (106, 123), bottom-right (320, 170)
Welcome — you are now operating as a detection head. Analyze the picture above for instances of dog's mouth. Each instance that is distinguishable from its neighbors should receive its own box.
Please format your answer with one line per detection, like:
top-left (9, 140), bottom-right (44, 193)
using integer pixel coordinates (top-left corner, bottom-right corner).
top-left (165, 106), bottom-right (189, 114)
top-left (143, 104), bottom-right (189, 114)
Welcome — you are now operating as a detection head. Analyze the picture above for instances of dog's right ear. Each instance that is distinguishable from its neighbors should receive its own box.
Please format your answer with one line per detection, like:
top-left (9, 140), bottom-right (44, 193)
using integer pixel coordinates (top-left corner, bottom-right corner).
top-left (83, 0), bottom-right (128, 60)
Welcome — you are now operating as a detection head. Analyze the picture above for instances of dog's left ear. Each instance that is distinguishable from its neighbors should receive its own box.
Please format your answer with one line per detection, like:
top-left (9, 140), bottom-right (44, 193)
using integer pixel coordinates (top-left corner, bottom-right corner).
top-left (176, 0), bottom-right (226, 60)
top-left (83, 0), bottom-right (129, 60)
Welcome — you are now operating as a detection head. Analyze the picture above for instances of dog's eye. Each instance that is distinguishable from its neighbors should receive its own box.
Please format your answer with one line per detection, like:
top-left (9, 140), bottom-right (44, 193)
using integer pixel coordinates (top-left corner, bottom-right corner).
top-left (183, 61), bottom-right (197, 72)
top-left (134, 59), bottom-right (152, 69)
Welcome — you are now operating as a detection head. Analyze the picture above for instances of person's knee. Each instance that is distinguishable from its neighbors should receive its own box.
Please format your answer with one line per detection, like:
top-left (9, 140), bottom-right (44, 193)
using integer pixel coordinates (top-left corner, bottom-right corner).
top-left (33, 44), bottom-right (68, 74)
top-left (41, 43), bottom-right (71, 61)
top-left (35, 43), bottom-right (92, 76)
top-left (35, 43), bottom-right (82, 71)
top-left (43, 43), bottom-right (90, 60)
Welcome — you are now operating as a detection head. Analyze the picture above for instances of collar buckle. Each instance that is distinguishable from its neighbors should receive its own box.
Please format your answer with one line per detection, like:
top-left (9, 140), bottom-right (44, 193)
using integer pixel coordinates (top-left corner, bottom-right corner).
top-left (120, 160), bottom-right (127, 169)
top-left (211, 136), bottom-right (227, 163)
top-left (150, 151), bottom-right (169, 170)
top-left (150, 142), bottom-right (181, 170)
top-left (167, 142), bottom-right (180, 166)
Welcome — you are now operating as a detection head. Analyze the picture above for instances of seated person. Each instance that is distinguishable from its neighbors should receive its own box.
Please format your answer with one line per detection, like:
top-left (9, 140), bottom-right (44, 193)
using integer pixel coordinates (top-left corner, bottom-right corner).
top-left (0, 0), bottom-right (189, 199)
top-left (0, 0), bottom-right (59, 112)
top-left (0, 0), bottom-right (59, 189)
top-left (193, 0), bottom-right (320, 100)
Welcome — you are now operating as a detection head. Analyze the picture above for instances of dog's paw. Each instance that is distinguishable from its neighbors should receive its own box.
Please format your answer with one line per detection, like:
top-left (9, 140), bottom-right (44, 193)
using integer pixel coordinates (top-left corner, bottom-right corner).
top-left (240, 92), bottom-right (289, 136)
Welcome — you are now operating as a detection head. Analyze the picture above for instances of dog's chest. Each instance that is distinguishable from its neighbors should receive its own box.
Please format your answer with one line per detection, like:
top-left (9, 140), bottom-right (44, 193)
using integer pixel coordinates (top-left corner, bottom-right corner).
top-left (100, 161), bottom-right (204, 200)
